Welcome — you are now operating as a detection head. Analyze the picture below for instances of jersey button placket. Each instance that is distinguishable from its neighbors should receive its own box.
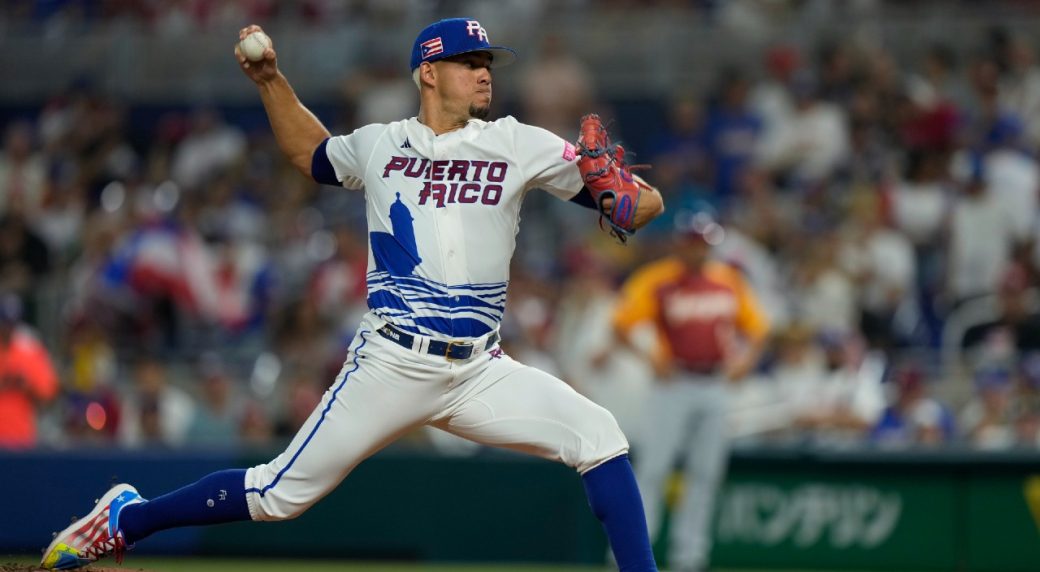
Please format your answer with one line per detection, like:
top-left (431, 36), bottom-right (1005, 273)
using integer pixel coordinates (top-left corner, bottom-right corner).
top-left (427, 140), bottom-right (459, 336)
top-left (446, 249), bottom-right (461, 301)
top-left (434, 139), bottom-right (469, 316)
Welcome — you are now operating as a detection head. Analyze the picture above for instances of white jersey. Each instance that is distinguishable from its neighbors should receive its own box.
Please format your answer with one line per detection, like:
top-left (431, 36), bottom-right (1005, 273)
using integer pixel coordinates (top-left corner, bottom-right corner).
top-left (322, 116), bottom-right (584, 340)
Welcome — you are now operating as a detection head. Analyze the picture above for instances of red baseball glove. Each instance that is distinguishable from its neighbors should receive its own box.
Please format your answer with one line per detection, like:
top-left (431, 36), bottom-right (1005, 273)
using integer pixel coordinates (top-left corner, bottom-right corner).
top-left (575, 114), bottom-right (648, 243)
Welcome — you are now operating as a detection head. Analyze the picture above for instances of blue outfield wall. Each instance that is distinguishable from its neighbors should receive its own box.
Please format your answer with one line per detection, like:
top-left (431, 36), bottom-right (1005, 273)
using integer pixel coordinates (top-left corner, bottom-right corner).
top-left (5, 447), bottom-right (1040, 570)
top-left (0, 448), bottom-right (606, 564)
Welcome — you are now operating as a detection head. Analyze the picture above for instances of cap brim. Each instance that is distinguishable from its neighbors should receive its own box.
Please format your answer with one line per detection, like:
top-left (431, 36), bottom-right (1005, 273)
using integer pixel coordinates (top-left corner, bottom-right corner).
top-left (485, 46), bottom-right (516, 68)
top-left (444, 46), bottom-right (516, 69)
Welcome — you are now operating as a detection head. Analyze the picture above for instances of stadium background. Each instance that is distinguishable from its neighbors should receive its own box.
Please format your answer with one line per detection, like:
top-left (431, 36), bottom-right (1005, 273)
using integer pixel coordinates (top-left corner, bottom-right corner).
top-left (2, 1), bottom-right (1040, 570)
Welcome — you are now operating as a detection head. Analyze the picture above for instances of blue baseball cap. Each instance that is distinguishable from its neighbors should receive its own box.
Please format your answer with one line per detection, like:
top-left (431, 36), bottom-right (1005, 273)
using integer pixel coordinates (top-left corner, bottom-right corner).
top-left (410, 18), bottom-right (516, 71)
top-left (673, 209), bottom-right (725, 245)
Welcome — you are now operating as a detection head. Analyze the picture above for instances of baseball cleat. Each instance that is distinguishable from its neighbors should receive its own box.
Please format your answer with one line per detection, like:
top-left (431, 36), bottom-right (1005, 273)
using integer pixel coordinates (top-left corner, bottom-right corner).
top-left (40, 483), bottom-right (144, 570)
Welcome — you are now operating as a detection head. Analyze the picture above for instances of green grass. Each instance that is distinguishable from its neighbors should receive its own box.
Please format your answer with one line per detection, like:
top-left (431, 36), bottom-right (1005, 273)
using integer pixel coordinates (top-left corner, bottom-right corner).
top-left (5, 556), bottom-right (934, 572)
top-left (4, 556), bottom-right (605, 571)
top-left (1, 556), bottom-right (851, 572)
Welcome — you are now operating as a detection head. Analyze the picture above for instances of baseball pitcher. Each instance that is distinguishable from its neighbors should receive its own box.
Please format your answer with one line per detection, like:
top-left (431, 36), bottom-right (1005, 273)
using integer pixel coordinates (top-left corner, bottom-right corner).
top-left (41, 18), bottom-right (664, 572)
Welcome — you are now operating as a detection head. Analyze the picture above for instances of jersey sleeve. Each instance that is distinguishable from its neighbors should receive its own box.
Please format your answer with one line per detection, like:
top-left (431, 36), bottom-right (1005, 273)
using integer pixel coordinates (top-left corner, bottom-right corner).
top-left (512, 121), bottom-right (585, 200)
top-left (613, 261), bottom-right (673, 333)
top-left (319, 124), bottom-right (384, 189)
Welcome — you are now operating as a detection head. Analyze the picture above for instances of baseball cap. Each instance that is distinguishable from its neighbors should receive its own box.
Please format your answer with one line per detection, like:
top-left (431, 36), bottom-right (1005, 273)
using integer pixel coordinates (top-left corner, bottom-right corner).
top-left (673, 210), bottom-right (725, 245)
top-left (410, 18), bottom-right (517, 71)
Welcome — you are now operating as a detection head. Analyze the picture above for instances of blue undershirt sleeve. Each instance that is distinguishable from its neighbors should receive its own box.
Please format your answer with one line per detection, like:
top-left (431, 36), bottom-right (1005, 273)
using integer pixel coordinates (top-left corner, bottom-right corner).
top-left (569, 186), bottom-right (597, 210)
top-left (311, 138), bottom-right (339, 185)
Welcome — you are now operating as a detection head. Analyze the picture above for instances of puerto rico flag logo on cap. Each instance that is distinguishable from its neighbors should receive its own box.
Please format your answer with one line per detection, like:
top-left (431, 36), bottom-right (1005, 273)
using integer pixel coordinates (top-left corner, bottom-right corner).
top-left (421, 37), bottom-right (444, 59)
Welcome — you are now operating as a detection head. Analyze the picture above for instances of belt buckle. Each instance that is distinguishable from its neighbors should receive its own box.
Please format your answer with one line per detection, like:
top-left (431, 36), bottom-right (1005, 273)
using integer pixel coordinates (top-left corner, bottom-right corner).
top-left (444, 340), bottom-right (471, 361)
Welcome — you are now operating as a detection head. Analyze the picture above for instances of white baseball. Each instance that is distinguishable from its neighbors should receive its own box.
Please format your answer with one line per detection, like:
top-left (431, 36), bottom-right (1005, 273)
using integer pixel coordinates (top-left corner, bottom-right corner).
top-left (239, 31), bottom-right (271, 62)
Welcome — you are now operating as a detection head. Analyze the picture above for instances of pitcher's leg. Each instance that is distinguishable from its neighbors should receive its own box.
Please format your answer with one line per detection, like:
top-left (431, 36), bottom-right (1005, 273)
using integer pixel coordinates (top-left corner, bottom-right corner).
top-left (120, 469), bottom-right (249, 544)
top-left (246, 332), bottom-right (443, 520)
top-left (437, 362), bottom-right (656, 571)
top-left (121, 330), bottom-right (439, 547)
top-left (437, 364), bottom-right (628, 471)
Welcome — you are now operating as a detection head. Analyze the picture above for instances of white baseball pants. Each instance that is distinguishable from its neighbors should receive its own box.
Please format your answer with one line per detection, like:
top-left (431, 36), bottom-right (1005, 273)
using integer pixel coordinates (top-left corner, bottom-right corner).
top-left (244, 313), bottom-right (628, 521)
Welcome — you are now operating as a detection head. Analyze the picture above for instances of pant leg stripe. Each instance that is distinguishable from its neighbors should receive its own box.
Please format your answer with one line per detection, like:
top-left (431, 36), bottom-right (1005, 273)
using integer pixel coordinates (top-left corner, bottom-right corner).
top-left (245, 330), bottom-right (370, 497)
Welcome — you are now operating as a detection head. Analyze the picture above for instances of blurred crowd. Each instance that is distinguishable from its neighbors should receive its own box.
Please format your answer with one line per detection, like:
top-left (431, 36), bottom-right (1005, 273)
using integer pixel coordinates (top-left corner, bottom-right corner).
top-left (0, 0), bottom-right (819, 39)
top-left (1, 1), bottom-right (1040, 454)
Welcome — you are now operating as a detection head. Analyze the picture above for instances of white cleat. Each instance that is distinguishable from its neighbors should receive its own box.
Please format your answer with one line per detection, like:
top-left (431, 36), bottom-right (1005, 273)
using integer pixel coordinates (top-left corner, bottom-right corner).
top-left (40, 483), bottom-right (145, 570)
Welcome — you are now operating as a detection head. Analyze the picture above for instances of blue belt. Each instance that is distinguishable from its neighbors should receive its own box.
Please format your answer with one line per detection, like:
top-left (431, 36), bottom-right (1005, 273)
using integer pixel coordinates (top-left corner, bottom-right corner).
top-left (377, 323), bottom-right (500, 361)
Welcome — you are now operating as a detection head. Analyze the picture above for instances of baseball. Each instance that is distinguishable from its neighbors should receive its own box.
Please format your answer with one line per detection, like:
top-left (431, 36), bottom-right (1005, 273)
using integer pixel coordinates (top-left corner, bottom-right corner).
top-left (239, 31), bottom-right (271, 62)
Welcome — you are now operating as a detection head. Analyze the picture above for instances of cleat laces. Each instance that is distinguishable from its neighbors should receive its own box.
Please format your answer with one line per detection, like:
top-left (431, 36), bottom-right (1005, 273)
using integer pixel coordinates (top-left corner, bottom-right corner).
top-left (84, 533), bottom-right (127, 564)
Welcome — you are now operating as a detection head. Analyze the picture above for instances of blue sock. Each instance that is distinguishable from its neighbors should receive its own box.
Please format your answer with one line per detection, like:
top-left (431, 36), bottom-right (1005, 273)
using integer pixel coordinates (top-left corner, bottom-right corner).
top-left (582, 455), bottom-right (657, 572)
top-left (119, 469), bottom-right (251, 544)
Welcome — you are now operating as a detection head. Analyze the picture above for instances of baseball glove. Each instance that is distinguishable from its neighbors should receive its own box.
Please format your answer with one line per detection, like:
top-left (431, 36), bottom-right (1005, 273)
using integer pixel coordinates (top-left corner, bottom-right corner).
top-left (575, 114), bottom-right (648, 243)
